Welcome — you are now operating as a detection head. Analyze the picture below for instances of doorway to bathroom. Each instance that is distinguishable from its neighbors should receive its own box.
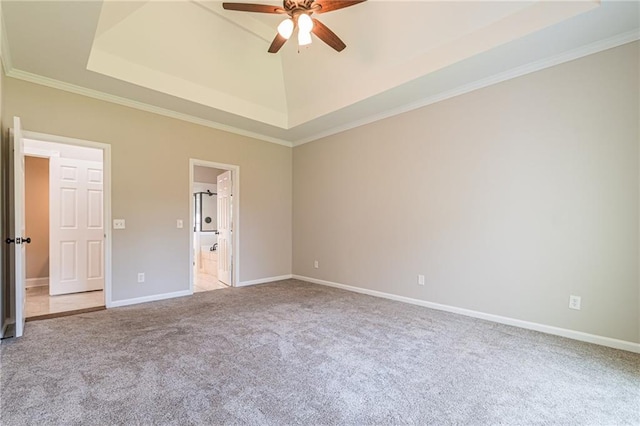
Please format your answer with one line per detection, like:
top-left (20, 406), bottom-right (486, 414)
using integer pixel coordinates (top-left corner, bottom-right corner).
top-left (189, 159), bottom-right (239, 292)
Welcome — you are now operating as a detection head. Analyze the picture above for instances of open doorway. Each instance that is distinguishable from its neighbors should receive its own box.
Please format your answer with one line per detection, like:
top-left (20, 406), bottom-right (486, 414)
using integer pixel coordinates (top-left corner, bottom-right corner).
top-left (23, 138), bottom-right (106, 319)
top-left (190, 159), bottom-right (239, 293)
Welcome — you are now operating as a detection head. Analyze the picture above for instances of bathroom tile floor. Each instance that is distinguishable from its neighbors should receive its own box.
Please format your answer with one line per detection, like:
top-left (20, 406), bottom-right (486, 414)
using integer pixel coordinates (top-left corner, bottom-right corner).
top-left (26, 286), bottom-right (105, 318)
top-left (195, 273), bottom-right (228, 292)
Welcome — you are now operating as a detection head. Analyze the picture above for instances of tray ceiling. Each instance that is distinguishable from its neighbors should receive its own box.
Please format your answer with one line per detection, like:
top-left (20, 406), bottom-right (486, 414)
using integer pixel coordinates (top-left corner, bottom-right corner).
top-left (2, 1), bottom-right (639, 145)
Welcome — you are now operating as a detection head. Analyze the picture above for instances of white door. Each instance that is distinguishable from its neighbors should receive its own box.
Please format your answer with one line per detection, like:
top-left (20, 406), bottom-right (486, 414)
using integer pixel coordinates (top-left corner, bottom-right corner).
top-left (50, 157), bottom-right (104, 295)
top-left (12, 116), bottom-right (26, 337)
top-left (217, 171), bottom-right (232, 285)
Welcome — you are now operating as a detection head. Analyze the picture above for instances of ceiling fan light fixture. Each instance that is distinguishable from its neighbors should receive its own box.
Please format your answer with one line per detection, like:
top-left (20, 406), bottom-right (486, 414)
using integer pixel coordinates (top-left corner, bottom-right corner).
top-left (223, 0), bottom-right (367, 53)
top-left (297, 13), bottom-right (314, 33)
top-left (277, 18), bottom-right (294, 39)
top-left (298, 29), bottom-right (312, 46)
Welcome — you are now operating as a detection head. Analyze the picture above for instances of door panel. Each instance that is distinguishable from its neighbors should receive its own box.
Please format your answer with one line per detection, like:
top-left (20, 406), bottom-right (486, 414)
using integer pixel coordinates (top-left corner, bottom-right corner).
top-left (87, 168), bottom-right (102, 184)
top-left (13, 116), bottom-right (26, 337)
top-left (87, 190), bottom-right (103, 228)
top-left (217, 171), bottom-right (232, 286)
top-left (60, 165), bottom-right (77, 181)
top-left (60, 241), bottom-right (77, 280)
top-left (50, 158), bottom-right (104, 295)
top-left (60, 188), bottom-right (78, 228)
top-left (87, 240), bottom-right (103, 279)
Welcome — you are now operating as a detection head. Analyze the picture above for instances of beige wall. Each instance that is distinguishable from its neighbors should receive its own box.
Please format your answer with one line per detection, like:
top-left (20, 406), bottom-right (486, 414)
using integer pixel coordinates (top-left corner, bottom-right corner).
top-left (24, 156), bottom-right (49, 280)
top-left (293, 42), bottom-right (639, 343)
top-left (2, 39), bottom-right (637, 345)
top-left (3, 78), bottom-right (292, 302)
top-left (194, 166), bottom-right (225, 184)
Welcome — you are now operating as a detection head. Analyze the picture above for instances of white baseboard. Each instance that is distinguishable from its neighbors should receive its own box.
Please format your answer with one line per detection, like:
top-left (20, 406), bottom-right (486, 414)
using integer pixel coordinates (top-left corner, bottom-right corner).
top-left (109, 290), bottom-right (192, 308)
top-left (292, 275), bottom-right (640, 354)
top-left (26, 277), bottom-right (49, 288)
top-left (237, 274), bottom-right (293, 287)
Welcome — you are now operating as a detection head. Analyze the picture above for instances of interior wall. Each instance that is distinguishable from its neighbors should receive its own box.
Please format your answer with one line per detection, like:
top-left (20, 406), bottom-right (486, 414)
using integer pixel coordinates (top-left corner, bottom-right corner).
top-left (2, 77), bottom-right (292, 302)
top-left (194, 165), bottom-right (225, 184)
top-left (24, 156), bottom-right (49, 280)
top-left (293, 42), bottom-right (640, 344)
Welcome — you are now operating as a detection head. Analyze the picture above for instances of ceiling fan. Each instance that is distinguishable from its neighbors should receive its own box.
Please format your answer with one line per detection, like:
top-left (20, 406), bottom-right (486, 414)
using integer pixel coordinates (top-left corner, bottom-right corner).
top-left (222, 0), bottom-right (366, 53)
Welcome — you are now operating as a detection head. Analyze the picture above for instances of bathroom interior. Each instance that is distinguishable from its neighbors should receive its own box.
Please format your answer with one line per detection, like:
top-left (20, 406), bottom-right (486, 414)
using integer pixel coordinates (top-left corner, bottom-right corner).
top-left (193, 166), bottom-right (229, 292)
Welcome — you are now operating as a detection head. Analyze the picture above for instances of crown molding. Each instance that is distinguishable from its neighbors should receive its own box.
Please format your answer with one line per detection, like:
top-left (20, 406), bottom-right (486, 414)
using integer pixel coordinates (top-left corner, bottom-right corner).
top-left (0, 8), bottom-right (13, 75)
top-left (4, 68), bottom-right (294, 147)
top-left (3, 29), bottom-right (637, 149)
top-left (291, 29), bottom-right (640, 147)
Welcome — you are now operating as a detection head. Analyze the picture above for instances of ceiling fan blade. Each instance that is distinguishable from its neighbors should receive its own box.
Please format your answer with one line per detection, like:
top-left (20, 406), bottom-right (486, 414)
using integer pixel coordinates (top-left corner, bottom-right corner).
top-left (222, 3), bottom-right (282, 13)
top-left (314, 0), bottom-right (366, 14)
top-left (268, 33), bottom-right (288, 53)
top-left (311, 19), bottom-right (346, 52)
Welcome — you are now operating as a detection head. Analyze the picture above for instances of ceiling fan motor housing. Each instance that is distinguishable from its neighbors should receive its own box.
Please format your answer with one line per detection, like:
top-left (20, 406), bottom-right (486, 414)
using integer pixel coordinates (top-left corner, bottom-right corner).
top-left (284, 0), bottom-right (315, 12)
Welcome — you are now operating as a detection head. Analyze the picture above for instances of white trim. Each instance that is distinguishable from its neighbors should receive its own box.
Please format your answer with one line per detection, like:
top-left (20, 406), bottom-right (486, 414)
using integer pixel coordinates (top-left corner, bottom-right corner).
top-left (293, 275), bottom-right (640, 354)
top-left (22, 130), bottom-right (113, 309)
top-left (23, 146), bottom-right (60, 158)
top-left (110, 290), bottom-right (192, 308)
top-left (6, 69), bottom-right (292, 148)
top-left (25, 277), bottom-right (48, 288)
top-left (237, 274), bottom-right (293, 287)
top-left (291, 30), bottom-right (640, 147)
top-left (189, 159), bottom-right (240, 291)
top-left (3, 31), bottom-right (637, 148)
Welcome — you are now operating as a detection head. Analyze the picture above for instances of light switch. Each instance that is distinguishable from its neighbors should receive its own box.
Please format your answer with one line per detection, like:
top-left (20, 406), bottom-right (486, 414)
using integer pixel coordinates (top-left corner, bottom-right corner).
top-left (113, 219), bottom-right (126, 229)
top-left (177, 219), bottom-right (183, 229)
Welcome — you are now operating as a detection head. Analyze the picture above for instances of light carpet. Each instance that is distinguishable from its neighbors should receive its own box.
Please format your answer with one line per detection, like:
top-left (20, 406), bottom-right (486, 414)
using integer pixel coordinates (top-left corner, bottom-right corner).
top-left (1, 279), bottom-right (638, 425)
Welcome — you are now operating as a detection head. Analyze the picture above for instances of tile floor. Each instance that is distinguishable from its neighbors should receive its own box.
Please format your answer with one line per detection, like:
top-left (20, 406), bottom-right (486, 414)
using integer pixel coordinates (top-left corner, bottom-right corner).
top-left (195, 273), bottom-right (228, 292)
top-left (26, 275), bottom-right (225, 318)
top-left (26, 286), bottom-right (105, 318)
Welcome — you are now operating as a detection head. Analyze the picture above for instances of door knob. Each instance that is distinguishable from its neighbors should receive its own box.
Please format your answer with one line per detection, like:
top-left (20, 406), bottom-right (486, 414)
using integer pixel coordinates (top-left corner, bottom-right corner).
top-left (9, 237), bottom-right (31, 244)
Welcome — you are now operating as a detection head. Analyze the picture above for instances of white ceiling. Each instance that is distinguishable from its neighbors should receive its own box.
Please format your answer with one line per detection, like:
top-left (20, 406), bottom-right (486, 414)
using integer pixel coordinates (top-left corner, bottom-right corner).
top-left (2, 0), bottom-right (639, 146)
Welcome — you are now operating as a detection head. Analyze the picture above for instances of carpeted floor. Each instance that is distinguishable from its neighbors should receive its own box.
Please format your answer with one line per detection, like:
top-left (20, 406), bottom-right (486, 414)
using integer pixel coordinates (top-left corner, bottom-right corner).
top-left (1, 279), bottom-right (638, 425)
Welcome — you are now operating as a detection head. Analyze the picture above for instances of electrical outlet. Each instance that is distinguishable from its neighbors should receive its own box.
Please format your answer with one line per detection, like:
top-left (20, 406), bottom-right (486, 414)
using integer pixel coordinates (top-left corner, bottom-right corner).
top-left (418, 275), bottom-right (425, 286)
top-left (113, 219), bottom-right (126, 229)
top-left (569, 295), bottom-right (581, 310)
top-left (314, 260), bottom-right (319, 269)
top-left (137, 273), bottom-right (145, 283)
top-left (177, 219), bottom-right (183, 229)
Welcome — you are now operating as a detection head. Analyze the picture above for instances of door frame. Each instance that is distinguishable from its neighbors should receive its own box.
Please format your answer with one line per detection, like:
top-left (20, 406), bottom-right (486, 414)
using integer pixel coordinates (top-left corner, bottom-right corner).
top-left (21, 130), bottom-right (113, 308)
top-left (189, 159), bottom-right (240, 291)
